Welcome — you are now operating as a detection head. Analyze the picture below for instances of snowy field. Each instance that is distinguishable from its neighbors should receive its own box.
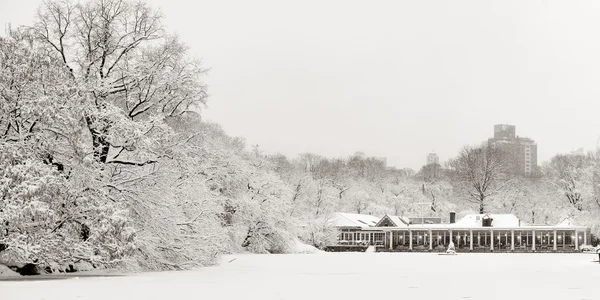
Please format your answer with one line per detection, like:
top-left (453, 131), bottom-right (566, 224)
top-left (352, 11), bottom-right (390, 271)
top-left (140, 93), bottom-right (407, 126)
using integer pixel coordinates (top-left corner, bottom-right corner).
top-left (1, 252), bottom-right (599, 300)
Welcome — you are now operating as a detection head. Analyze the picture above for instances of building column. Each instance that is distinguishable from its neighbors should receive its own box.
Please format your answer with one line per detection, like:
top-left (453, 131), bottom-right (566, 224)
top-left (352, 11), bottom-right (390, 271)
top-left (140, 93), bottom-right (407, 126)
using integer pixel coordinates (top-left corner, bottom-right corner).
top-left (428, 230), bottom-right (433, 251)
top-left (409, 230), bottom-right (413, 251)
top-left (469, 230), bottom-right (473, 251)
top-left (553, 230), bottom-right (557, 251)
top-left (511, 230), bottom-right (515, 251)
top-left (575, 230), bottom-right (579, 251)
top-left (389, 231), bottom-right (393, 250)
top-left (532, 230), bottom-right (536, 251)
top-left (584, 230), bottom-right (587, 245)
top-left (490, 230), bottom-right (494, 252)
top-left (449, 230), bottom-right (453, 245)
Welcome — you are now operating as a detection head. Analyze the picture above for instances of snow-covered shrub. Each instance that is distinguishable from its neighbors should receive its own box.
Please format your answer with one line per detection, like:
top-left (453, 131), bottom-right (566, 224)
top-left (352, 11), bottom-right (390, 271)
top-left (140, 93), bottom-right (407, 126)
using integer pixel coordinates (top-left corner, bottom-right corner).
top-left (0, 146), bottom-right (137, 269)
top-left (281, 238), bottom-right (324, 254)
top-left (297, 218), bottom-right (338, 250)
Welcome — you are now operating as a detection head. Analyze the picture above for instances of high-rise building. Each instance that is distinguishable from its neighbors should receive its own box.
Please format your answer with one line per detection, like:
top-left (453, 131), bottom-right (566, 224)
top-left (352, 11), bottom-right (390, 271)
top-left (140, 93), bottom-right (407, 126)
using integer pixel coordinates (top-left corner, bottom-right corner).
top-left (488, 124), bottom-right (538, 175)
top-left (493, 124), bottom-right (516, 139)
top-left (426, 152), bottom-right (439, 165)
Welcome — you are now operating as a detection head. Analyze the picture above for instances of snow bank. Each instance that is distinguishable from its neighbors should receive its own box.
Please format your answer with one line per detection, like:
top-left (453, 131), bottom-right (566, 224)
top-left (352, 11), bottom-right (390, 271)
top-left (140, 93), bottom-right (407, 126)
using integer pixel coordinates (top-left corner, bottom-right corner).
top-left (286, 240), bottom-right (324, 254)
top-left (0, 264), bottom-right (20, 278)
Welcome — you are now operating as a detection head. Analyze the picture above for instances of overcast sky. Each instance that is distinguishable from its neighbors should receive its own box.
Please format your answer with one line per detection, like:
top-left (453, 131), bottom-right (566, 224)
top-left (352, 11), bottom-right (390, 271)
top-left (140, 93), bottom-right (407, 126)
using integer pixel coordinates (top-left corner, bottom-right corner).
top-left (2, 0), bottom-right (600, 170)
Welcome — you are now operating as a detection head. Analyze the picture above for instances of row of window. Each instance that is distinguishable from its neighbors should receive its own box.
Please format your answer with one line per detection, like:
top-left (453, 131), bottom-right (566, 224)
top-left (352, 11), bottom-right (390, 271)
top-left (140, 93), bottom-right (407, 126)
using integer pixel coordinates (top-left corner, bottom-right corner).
top-left (339, 231), bottom-right (585, 246)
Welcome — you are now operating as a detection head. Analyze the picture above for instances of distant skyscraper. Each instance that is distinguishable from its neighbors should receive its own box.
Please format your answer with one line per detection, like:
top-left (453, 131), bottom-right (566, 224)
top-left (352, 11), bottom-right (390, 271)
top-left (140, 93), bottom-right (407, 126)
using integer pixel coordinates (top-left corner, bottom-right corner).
top-left (493, 124), bottom-right (516, 139)
top-left (426, 152), bottom-right (439, 165)
top-left (488, 124), bottom-right (538, 175)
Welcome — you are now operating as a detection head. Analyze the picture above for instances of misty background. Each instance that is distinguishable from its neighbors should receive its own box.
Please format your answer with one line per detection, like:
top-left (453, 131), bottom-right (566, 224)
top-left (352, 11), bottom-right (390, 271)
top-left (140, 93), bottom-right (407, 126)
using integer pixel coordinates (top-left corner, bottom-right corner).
top-left (1, 0), bottom-right (599, 170)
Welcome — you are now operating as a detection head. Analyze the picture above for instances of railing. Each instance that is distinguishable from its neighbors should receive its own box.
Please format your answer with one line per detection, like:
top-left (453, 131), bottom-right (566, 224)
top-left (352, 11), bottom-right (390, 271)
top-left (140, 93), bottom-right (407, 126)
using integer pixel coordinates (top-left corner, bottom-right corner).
top-left (371, 243), bottom-right (581, 253)
top-left (337, 240), bottom-right (383, 246)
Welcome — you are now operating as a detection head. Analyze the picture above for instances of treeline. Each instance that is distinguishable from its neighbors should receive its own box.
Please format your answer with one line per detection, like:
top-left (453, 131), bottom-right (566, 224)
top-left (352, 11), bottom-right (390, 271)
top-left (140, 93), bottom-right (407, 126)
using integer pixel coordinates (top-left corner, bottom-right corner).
top-left (270, 143), bottom-right (600, 245)
top-left (1, 0), bottom-right (599, 273)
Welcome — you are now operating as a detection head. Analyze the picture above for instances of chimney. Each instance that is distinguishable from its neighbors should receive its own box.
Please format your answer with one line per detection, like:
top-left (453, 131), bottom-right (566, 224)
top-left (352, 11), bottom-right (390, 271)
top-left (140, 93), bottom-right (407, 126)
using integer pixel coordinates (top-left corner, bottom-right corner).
top-left (449, 211), bottom-right (456, 224)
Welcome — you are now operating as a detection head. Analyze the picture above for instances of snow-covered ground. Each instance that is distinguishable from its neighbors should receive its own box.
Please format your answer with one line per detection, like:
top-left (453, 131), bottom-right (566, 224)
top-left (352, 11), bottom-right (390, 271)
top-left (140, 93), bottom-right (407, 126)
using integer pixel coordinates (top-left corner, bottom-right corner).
top-left (1, 252), bottom-right (598, 300)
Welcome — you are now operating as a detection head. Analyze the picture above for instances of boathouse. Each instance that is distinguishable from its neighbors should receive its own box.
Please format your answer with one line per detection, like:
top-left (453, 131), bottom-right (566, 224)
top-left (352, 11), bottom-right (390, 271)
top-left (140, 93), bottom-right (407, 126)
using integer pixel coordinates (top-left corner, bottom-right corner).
top-left (329, 212), bottom-right (591, 252)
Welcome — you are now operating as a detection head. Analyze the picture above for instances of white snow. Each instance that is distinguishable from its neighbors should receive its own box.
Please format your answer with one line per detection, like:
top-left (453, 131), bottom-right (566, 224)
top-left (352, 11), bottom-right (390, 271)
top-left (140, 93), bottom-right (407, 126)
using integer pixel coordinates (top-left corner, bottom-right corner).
top-left (0, 265), bottom-right (19, 277)
top-left (555, 218), bottom-right (579, 227)
top-left (329, 212), bottom-right (380, 228)
top-left (287, 240), bottom-right (323, 254)
top-left (454, 214), bottom-right (521, 227)
top-left (1, 253), bottom-right (599, 300)
top-left (377, 215), bottom-right (410, 227)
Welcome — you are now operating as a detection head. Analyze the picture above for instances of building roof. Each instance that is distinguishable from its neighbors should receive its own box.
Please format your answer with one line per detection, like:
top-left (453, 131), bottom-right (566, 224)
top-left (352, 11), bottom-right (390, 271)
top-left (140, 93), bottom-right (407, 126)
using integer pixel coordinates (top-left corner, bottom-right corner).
top-left (375, 215), bottom-right (409, 227)
top-left (453, 214), bottom-right (521, 228)
top-left (408, 217), bottom-right (442, 224)
top-left (555, 218), bottom-right (578, 227)
top-left (329, 212), bottom-right (589, 230)
top-left (390, 216), bottom-right (410, 226)
top-left (328, 212), bottom-right (380, 228)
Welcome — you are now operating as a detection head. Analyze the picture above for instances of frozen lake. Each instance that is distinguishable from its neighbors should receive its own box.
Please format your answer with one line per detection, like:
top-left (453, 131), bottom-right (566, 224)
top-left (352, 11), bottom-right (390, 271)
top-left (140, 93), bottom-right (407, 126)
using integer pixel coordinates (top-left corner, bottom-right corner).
top-left (1, 252), bottom-right (598, 300)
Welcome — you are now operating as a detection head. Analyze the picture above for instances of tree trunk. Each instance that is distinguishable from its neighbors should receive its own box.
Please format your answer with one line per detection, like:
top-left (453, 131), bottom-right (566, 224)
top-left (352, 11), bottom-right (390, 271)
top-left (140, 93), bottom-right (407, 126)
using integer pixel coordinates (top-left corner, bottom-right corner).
top-left (93, 135), bottom-right (110, 163)
top-left (86, 116), bottom-right (111, 163)
top-left (241, 228), bottom-right (253, 248)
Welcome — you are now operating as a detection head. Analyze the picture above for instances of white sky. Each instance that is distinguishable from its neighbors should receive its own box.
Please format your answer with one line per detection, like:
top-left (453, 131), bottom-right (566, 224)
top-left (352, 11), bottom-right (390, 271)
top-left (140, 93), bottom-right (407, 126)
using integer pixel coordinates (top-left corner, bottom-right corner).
top-left (2, 0), bottom-right (600, 170)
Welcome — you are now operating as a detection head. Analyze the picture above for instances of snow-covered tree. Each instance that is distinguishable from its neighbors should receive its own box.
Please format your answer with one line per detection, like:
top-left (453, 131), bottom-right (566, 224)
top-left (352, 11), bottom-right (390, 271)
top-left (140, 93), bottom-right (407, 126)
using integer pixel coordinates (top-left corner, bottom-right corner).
top-left (544, 154), bottom-right (595, 212)
top-left (450, 144), bottom-right (509, 213)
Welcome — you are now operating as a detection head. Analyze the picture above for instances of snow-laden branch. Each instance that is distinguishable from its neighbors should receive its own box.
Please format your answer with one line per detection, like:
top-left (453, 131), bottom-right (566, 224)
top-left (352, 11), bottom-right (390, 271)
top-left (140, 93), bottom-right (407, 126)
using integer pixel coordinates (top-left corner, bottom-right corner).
top-left (107, 159), bottom-right (157, 166)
